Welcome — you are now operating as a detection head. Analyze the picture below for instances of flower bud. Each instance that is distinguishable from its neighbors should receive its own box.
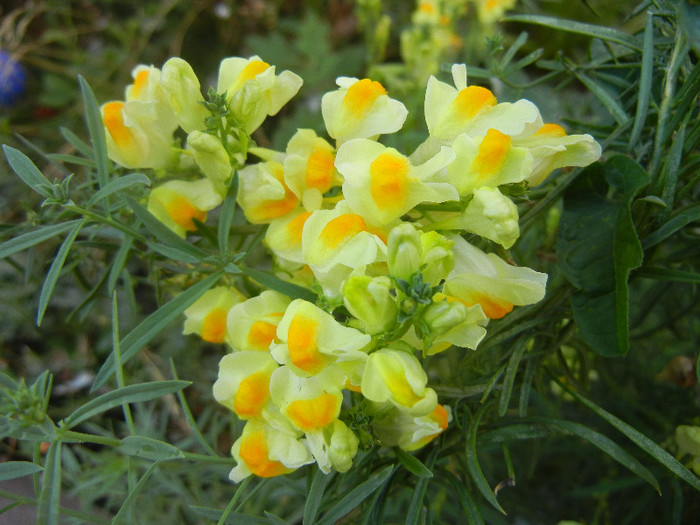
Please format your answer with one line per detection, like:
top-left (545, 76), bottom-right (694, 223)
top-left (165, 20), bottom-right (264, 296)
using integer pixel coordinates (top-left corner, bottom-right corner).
top-left (387, 222), bottom-right (422, 281)
top-left (422, 299), bottom-right (467, 338)
top-left (160, 57), bottom-right (209, 133)
top-left (420, 231), bottom-right (454, 285)
top-left (343, 275), bottom-right (397, 334)
top-left (187, 130), bottom-right (232, 195)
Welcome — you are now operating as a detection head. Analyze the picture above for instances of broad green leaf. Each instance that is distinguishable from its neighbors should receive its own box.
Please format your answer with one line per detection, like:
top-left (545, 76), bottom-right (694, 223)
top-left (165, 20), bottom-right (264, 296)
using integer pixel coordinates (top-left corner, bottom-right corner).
top-left (559, 380), bottom-right (700, 492)
top-left (0, 461), bottom-right (43, 481)
top-left (394, 447), bottom-right (433, 478)
top-left (112, 461), bottom-right (159, 524)
top-left (118, 436), bottom-right (185, 461)
top-left (629, 14), bottom-right (654, 148)
top-left (502, 14), bottom-right (641, 50)
top-left (37, 219), bottom-right (85, 326)
top-left (0, 221), bottom-right (81, 260)
top-left (466, 404), bottom-right (506, 515)
top-left (78, 75), bottom-right (110, 189)
top-left (241, 266), bottom-right (317, 302)
top-left (87, 173), bottom-right (150, 207)
top-left (642, 203), bottom-right (700, 249)
top-left (37, 440), bottom-right (62, 525)
top-left (65, 380), bottom-right (190, 428)
top-left (316, 465), bottom-right (395, 525)
top-left (2, 145), bottom-right (52, 198)
top-left (557, 156), bottom-right (649, 356)
top-left (125, 195), bottom-right (208, 261)
top-left (303, 469), bottom-right (332, 525)
top-left (92, 270), bottom-right (223, 390)
top-left (218, 172), bottom-right (239, 256)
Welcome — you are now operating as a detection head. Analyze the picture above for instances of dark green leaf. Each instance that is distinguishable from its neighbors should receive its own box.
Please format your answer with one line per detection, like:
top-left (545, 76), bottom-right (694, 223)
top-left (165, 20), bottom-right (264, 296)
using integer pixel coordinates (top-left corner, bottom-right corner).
top-left (303, 469), bottom-right (332, 525)
top-left (629, 14), bottom-right (654, 148)
top-left (88, 173), bottom-right (150, 207)
top-left (502, 14), bottom-right (641, 50)
top-left (642, 203), bottom-right (700, 249)
top-left (108, 234), bottom-right (134, 294)
top-left (466, 404), bottom-right (506, 514)
top-left (316, 465), bottom-right (395, 525)
top-left (394, 447), bottom-right (433, 478)
top-left (65, 380), bottom-right (190, 428)
top-left (188, 507), bottom-right (269, 525)
top-left (636, 267), bottom-right (700, 284)
top-left (573, 72), bottom-right (629, 125)
top-left (0, 221), bottom-right (82, 260)
top-left (118, 436), bottom-right (185, 461)
top-left (0, 461), bottom-right (43, 481)
top-left (218, 172), bottom-right (239, 256)
top-left (240, 266), bottom-right (316, 302)
top-left (112, 461), bottom-right (159, 524)
top-left (405, 446), bottom-right (438, 525)
top-left (37, 441), bottom-right (62, 525)
top-left (60, 127), bottom-right (93, 158)
top-left (264, 511), bottom-right (287, 525)
top-left (557, 156), bottom-right (649, 356)
top-left (440, 470), bottom-right (484, 525)
top-left (499, 338), bottom-right (527, 417)
top-left (78, 75), bottom-right (110, 189)
top-left (92, 270), bottom-right (223, 390)
top-left (2, 145), bottom-right (52, 198)
top-left (37, 219), bottom-right (85, 326)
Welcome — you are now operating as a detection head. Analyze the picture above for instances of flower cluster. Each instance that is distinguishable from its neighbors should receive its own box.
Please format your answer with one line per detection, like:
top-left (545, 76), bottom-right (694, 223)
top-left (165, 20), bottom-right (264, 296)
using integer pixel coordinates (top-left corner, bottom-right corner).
top-left (101, 55), bottom-right (600, 482)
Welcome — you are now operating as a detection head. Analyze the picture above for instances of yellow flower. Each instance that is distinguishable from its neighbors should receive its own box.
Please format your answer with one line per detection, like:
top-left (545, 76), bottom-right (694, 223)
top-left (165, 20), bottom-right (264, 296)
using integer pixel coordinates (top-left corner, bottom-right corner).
top-left (371, 403), bottom-right (451, 451)
top-left (213, 351), bottom-right (278, 419)
top-left (226, 291), bottom-right (292, 353)
top-left (183, 286), bottom-right (245, 343)
top-left (237, 160), bottom-right (300, 224)
top-left (147, 178), bottom-right (223, 237)
top-left (160, 57), bottom-right (209, 133)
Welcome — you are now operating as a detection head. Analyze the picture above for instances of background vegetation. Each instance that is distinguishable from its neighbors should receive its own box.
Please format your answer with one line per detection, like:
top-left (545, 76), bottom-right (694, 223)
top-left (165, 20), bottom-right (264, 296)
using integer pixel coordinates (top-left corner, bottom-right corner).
top-left (1, 0), bottom-right (699, 523)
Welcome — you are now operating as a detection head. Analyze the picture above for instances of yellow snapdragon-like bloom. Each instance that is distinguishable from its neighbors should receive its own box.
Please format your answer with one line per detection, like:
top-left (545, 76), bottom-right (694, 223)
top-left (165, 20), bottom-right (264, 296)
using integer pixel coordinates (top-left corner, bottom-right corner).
top-left (229, 420), bottom-right (313, 482)
top-left (265, 209), bottom-right (313, 266)
top-left (271, 299), bottom-right (371, 376)
top-left (183, 286), bottom-right (245, 343)
top-left (217, 55), bottom-right (303, 133)
top-left (237, 160), bottom-right (299, 224)
top-left (226, 291), bottom-right (292, 352)
top-left (160, 57), bottom-right (209, 133)
top-left (361, 349), bottom-right (438, 416)
top-left (443, 235), bottom-right (547, 319)
top-left (213, 351), bottom-right (278, 419)
top-left (187, 131), bottom-right (232, 196)
top-left (371, 403), bottom-right (451, 451)
top-left (475, 0), bottom-right (517, 25)
top-left (322, 77), bottom-right (408, 144)
top-left (335, 139), bottom-right (458, 227)
top-left (147, 178), bottom-right (223, 237)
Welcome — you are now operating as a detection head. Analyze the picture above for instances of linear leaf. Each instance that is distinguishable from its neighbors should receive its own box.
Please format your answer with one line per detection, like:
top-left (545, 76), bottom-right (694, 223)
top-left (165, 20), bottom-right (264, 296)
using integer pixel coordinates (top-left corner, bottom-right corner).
top-left (88, 173), bottom-right (150, 207)
top-left (574, 71), bottom-right (629, 125)
top-left (316, 465), bottom-right (395, 525)
top-left (629, 14), bottom-right (654, 148)
top-left (264, 512), bottom-right (287, 525)
top-left (78, 75), bottom-right (110, 189)
top-left (558, 379), bottom-right (700, 492)
top-left (125, 195), bottom-right (208, 261)
top-left (0, 221), bottom-right (81, 260)
top-left (65, 380), bottom-right (190, 428)
top-left (636, 266), bottom-right (700, 284)
top-left (642, 203), bottom-right (700, 249)
top-left (147, 241), bottom-right (203, 264)
top-left (502, 14), bottom-right (641, 50)
top-left (499, 338), bottom-right (527, 416)
top-left (60, 127), bottom-right (93, 158)
top-left (188, 507), bottom-right (268, 525)
top-left (218, 172), bottom-right (239, 256)
top-left (240, 266), bottom-right (316, 302)
top-left (118, 436), bottom-right (185, 461)
top-left (440, 470), bottom-right (484, 525)
top-left (92, 270), bottom-right (223, 390)
top-left (37, 440), bottom-right (62, 525)
top-left (37, 219), bottom-right (85, 326)
top-left (405, 446), bottom-right (438, 525)
top-left (112, 461), bottom-right (159, 524)
top-left (2, 145), bottom-right (52, 198)
top-left (108, 233), bottom-right (134, 294)
top-left (0, 461), bottom-right (43, 481)
top-left (466, 405), bottom-right (506, 514)
top-left (303, 469), bottom-right (332, 525)
top-left (45, 153), bottom-right (96, 168)
top-left (394, 447), bottom-right (433, 478)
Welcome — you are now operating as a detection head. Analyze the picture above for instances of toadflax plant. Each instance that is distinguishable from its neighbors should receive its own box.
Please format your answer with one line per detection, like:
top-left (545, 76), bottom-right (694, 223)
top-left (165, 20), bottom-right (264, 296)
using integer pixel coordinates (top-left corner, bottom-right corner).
top-left (94, 55), bottom-right (599, 482)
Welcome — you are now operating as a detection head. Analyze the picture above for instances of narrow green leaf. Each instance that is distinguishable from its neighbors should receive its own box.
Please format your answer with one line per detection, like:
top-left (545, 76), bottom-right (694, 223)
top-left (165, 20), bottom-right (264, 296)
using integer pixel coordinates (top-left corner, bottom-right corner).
top-left (112, 461), bottom-right (159, 524)
top-left (37, 219), bottom-right (85, 326)
top-left (499, 31), bottom-right (528, 71)
top-left (466, 404), bottom-right (506, 514)
top-left (60, 127), bottom-right (93, 158)
top-left (65, 380), bottom-right (190, 428)
top-left (92, 270), bottom-right (223, 390)
top-left (78, 75), bottom-right (110, 189)
top-left (45, 153), bottom-right (96, 168)
top-left (108, 234), bottom-right (134, 294)
top-left (502, 14), bottom-right (641, 50)
top-left (0, 221), bottom-right (81, 260)
top-left (636, 266), bottom-right (700, 284)
top-left (440, 470), bottom-right (484, 525)
top-left (642, 203), bottom-right (700, 249)
top-left (118, 436), bottom-right (185, 461)
top-left (405, 446), bottom-right (438, 525)
top-left (189, 507), bottom-right (268, 525)
top-left (125, 195), bottom-right (208, 261)
top-left (394, 447), bottom-right (433, 478)
top-left (147, 241), bottom-right (203, 264)
top-left (499, 338), bottom-right (527, 416)
top-left (573, 71), bottom-right (629, 125)
top-left (264, 511), bottom-right (287, 525)
top-left (629, 14), bottom-right (654, 148)
top-left (316, 465), bottom-right (395, 525)
top-left (218, 171), bottom-right (239, 256)
top-left (660, 122), bottom-right (687, 220)
top-left (88, 173), bottom-right (150, 207)
top-left (2, 145), bottom-right (52, 198)
top-left (240, 266), bottom-right (317, 302)
top-left (37, 441), bottom-right (62, 525)
top-left (0, 461), bottom-right (43, 481)
top-left (303, 469), bottom-right (332, 525)
top-left (556, 378), bottom-right (700, 492)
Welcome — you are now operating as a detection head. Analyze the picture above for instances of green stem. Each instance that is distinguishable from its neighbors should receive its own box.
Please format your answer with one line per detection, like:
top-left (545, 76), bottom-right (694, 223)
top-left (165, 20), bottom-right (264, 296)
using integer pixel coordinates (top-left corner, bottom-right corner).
top-left (59, 429), bottom-right (121, 447)
top-left (63, 204), bottom-right (147, 243)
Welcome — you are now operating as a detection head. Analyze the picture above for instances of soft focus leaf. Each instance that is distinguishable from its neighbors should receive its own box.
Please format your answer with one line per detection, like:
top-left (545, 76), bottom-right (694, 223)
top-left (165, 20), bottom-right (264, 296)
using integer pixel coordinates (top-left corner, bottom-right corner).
top-left (0, 221), bottom-right (81, 260)
top-left (0, 461), bottom-right (44, 481)
top-left (2, 145), bottom-right (52, 198)
top-left (118, 436), bottom-right (185, 461)
top-left (87, 173), bottom-right (150, 207)
top-left (37, 440), bottom-right (61, 525)
top-left (303, 470), bottom-right (332, 525)
top-left (394, 447), bottom-right (434, 478)
top-left (78, 75), bottom-right (110, 189)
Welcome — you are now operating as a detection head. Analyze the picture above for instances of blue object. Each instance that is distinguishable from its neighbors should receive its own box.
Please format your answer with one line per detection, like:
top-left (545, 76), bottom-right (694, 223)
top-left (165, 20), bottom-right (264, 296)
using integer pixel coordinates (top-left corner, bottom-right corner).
top-left (0, 50), bottom-right (27, 106)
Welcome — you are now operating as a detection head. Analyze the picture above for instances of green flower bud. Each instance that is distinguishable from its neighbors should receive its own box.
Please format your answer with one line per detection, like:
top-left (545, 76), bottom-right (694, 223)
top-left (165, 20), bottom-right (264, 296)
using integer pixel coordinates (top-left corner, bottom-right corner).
top-left (343, 275), bottom-right (397, 335)
top-left (160, 57), bottom-right (209, 133)
top-left (387, 222), bottom-right (422, 281)
top-left (187, 130), bottom-right (232, 196)
top-left (422, 300), bottom-right (468, 338)
top-left (420, 231), bottom-right (454, 285)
